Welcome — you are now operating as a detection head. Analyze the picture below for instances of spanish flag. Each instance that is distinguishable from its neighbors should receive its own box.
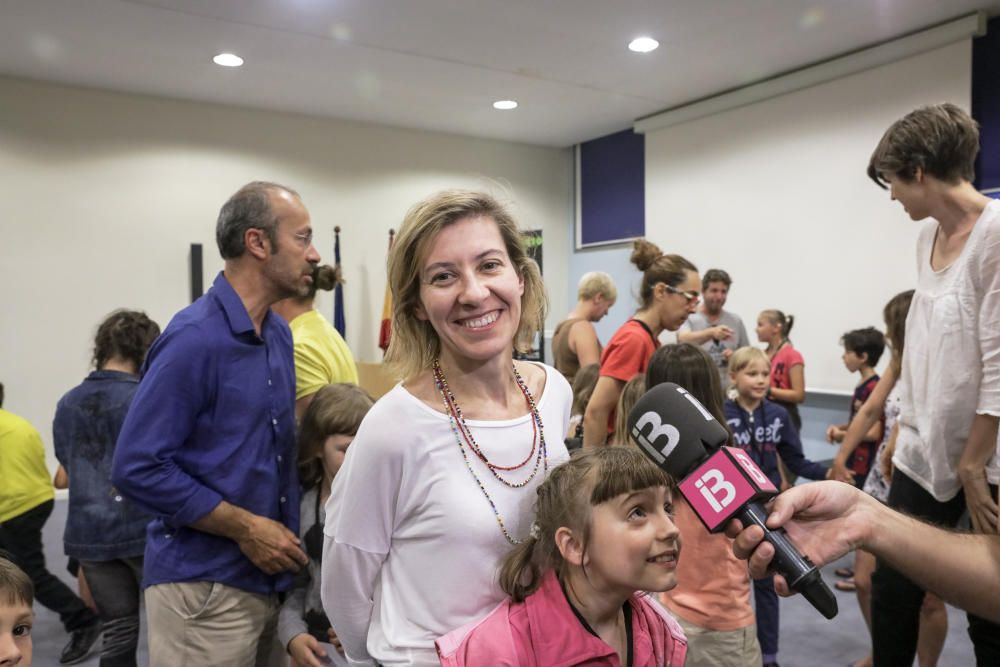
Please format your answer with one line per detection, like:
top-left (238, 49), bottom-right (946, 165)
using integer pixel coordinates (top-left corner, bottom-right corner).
top-left (378, 229), bottom-right (395, 353)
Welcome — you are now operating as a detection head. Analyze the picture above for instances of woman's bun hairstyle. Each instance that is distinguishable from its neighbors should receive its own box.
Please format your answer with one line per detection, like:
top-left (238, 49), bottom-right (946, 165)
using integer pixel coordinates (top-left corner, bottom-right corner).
top-left (630, 239), bottom-right (663, 272)
top-left (313, 264), bottom-right (343, 292)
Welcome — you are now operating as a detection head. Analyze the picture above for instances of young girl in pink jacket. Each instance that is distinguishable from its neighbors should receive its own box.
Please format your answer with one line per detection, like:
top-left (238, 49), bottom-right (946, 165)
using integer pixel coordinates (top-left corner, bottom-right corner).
top-left (436, 447), bottom-right (688, 666)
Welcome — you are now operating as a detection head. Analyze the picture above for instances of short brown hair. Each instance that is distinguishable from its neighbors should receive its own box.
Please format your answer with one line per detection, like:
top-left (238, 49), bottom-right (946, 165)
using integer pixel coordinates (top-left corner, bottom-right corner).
top-left (630, 239), bottom-right (698, 310)
top-left (0, 554), bottom-right (33, 607)
top-left (93, 310), bottom-right (161, 370)
top-left (216, 181), bottom-right (301, 259)
top-left (297, 384), bottom-right (374, 489)
top-left (384, 190), bottom-right (546, 380)
top-left (867, 103), bottom-right (980, 188)
top-left (701, 269), bottom-right (732, 290)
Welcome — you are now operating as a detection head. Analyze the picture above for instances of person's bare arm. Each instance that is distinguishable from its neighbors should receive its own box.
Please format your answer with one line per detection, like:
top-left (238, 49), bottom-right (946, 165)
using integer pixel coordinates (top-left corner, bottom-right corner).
top-left (831, 366), bottom-right (896, 481)
top-left (770, 364), bottom-right (805, 404)
top-left (583, 376), bottom-right (624, 448)
top-left (569, 321), bottom-right (602, 369)
top-left (677, 325), bottom-right (733, 346)
top-left (192, 501), bottom-right (308, 575)
top-left (967, 219), bottom-right (1000, 534)
top-left (53, 464), bottom-right (69, 490)
top-left (726, 481), bottom-right (1000, 623)
top-left (862, 420), bottom-right (883, 442)
top-left (958, 413), bottom-right (1000, 534)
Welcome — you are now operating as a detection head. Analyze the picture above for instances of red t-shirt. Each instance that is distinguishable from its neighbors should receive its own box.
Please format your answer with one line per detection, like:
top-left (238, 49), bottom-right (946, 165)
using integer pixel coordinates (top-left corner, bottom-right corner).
top-left (600, 319), bottom-right (660, 382)
top-left (599, 319), bottom-right (659, 435)
top-left (769, 344), bottom-right (804, 390)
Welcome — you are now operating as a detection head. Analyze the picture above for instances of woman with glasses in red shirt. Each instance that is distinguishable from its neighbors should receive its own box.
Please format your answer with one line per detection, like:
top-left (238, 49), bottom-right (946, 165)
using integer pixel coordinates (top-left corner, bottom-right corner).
top-left (582, 239), bottom-right (700, 447)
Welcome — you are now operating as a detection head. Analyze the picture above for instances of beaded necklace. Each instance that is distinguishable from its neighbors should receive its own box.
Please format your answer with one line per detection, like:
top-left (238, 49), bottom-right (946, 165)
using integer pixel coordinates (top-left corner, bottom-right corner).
top-left (432, 358), bottom-right (548, 545)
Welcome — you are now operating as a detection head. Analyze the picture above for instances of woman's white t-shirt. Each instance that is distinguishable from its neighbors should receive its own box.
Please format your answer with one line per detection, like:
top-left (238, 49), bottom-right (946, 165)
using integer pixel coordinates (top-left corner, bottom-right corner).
top-left (322, 363), bottom-right (571, 667)
top-left (894, 201), bottom-right (1000, 502)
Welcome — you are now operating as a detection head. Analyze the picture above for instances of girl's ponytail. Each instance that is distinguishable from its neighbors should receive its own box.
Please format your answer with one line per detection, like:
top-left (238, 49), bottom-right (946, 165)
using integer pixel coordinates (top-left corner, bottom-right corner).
top-left (760, 309), bottom-right (794, 341)
top-left (497, 529), bottom-right (545, 603)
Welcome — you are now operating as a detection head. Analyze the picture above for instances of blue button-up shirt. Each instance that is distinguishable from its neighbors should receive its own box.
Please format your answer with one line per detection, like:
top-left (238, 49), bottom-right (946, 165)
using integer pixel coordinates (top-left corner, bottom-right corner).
top-left (54, 370), bottom-right (151, 561)
top-left (112, 272), bottom-right (299, 594)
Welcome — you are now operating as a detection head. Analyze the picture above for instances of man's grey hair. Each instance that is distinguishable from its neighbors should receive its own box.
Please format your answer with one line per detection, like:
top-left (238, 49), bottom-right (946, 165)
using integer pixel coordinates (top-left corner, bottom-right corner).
top-left (216, 181), bottom-right (300, 259)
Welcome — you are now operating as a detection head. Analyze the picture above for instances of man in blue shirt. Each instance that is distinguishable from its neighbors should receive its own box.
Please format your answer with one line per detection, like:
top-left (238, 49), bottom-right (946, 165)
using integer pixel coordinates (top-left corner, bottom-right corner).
top-left (112, 181), bottom-right (319, 666)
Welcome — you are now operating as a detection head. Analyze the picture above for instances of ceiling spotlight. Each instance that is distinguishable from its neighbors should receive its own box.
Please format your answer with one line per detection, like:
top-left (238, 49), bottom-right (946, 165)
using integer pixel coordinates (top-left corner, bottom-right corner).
top-left (628, 37), bottom-right (659, 53)
top-left (493, 100), bottom-right (518, 110)
top-left (213, 53), bottom-right (244, 67)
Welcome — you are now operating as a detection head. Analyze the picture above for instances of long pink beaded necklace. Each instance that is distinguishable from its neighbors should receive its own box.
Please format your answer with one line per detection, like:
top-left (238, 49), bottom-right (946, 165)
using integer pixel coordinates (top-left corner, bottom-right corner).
top-left (432, 358), bottom-right (548, 545)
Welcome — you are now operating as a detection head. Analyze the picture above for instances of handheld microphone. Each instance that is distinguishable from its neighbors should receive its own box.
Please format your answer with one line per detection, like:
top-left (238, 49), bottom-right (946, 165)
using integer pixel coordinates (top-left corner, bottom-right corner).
top-left (628, 383), bottom-right (838, 619)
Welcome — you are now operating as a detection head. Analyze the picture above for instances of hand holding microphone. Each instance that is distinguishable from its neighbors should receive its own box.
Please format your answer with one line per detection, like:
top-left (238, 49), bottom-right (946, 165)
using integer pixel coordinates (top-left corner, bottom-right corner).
top-left (724, 481), bottom-right (874, 589)
top-left (627, 382), bottom-right (838, 619)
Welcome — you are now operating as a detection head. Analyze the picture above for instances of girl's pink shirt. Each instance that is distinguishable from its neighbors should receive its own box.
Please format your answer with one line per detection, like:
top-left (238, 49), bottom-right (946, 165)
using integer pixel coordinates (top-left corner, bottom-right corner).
top-left (769, 344), bottom-right (804, 390)
top-left (435, 569), bottom-right (688, 667)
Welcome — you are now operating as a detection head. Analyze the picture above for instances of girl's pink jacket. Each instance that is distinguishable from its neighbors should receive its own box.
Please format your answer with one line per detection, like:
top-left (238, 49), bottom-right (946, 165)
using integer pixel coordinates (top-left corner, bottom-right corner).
top-left (435, 571), bottom-right (688, 667)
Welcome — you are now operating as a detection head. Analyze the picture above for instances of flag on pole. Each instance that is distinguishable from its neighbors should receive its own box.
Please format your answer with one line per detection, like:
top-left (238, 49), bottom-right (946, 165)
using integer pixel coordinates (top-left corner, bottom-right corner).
top-left (378, 229), bottom-right (395, 354)
top-left (333, 226), bottom-right (346, 339)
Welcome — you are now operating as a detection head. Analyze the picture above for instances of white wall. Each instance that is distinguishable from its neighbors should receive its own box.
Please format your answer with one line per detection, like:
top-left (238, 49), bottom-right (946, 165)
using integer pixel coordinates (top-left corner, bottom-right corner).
top-left (637, 42), bottom-right (970, 392)
top-left (0, 76), bottom-right (573, 467)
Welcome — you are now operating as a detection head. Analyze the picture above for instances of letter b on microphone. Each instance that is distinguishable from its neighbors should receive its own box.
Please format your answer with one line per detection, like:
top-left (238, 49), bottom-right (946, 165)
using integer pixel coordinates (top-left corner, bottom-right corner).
top-left (680, 447), bottom-right (778, 532)
top-left (694, 469), bottom-right (737, 513)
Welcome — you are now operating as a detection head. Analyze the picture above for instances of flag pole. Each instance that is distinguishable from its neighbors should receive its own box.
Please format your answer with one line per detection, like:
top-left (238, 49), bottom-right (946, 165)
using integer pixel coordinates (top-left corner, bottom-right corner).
top-left (378, 229), bottom-right (395, 354)
top-left (333, 226), bottom-right (346, 339)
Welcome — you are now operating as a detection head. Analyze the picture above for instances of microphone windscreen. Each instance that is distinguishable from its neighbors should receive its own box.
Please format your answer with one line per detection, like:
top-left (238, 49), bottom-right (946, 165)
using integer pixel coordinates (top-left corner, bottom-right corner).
top-left (627, 382), bottom-right (730, 479)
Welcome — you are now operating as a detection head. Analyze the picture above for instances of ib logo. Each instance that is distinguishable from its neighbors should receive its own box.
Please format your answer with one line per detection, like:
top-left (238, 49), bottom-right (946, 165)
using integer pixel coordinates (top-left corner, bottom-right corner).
top-left (631, 386), bottom-right (713, 464)
top-left (631, 412), bottom-right (680, 465)
top-left (694, 469), bottom-right (737, 513)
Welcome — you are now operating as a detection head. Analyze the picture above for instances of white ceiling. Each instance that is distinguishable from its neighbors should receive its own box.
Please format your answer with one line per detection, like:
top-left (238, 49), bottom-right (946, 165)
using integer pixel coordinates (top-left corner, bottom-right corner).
top-left (1, 0), bottom-right (997, 147)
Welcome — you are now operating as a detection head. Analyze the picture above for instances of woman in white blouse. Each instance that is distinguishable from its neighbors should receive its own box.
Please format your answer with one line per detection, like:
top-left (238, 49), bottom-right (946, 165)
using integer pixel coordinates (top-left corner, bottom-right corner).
top-left (865, 103), bottom-right (1000, 665)
top-left (321, 190), bottom-right (571, 666)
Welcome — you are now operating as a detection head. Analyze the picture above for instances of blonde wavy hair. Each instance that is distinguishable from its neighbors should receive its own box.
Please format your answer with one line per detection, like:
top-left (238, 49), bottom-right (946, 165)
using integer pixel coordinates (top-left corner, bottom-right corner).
top-left (384, 190), bottom-right (546, 380)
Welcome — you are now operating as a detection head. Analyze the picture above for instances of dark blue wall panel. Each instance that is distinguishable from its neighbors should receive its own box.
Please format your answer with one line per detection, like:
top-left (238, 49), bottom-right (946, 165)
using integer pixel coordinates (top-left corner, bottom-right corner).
top-left (973, 17), bottom-right (1000, 191)
top-left (579, 129), bottom-right (644, 246)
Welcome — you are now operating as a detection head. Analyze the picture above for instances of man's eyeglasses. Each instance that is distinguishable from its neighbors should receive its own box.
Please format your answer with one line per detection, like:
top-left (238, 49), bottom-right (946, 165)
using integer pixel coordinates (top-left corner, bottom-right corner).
top-left (292, 230), bottom-right (314, 247)
top-left (250, 227), bottom-right (314, 248)
top-left (664, 284), bottom-right (700, 304)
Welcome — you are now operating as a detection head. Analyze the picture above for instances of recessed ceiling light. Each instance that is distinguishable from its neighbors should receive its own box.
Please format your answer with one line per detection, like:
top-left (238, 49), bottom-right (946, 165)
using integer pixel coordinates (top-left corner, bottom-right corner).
top-left (213, 53), bottom-right (244, 67)
top-left (493, 100), bottom-right (518, 110)
top-left (628, 37), bottom-right (659, 53)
